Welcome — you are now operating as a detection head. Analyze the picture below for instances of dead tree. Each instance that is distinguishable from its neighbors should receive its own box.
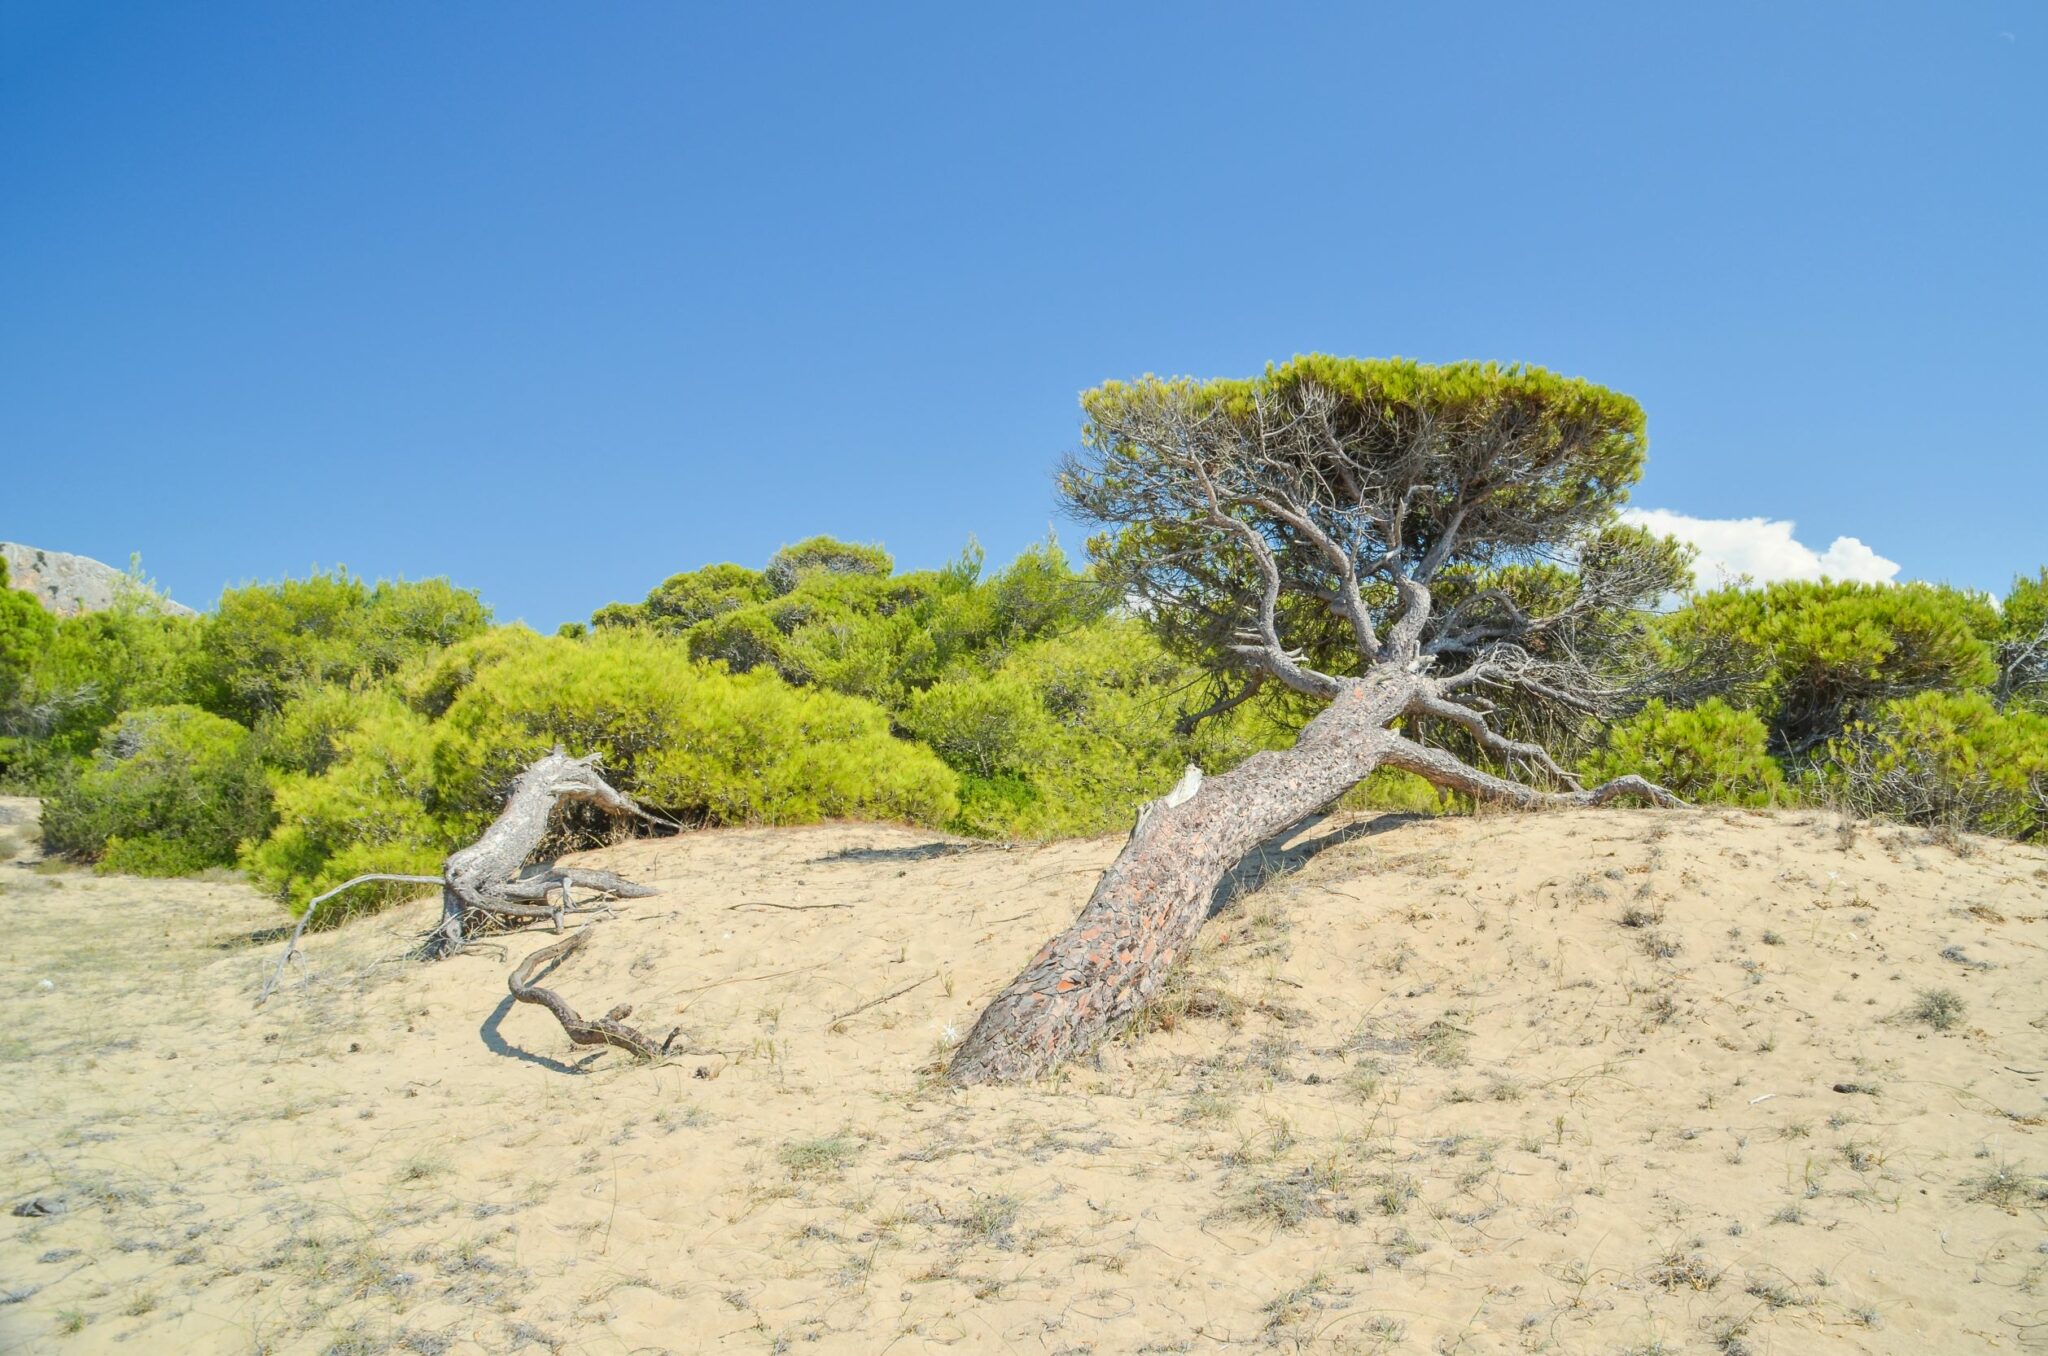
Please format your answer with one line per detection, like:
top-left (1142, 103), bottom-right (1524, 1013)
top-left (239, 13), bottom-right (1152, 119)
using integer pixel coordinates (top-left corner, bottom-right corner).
top-left (432, 747), bottom-right (667, 956)
top-left (947, 358), bottom-right (1693, 1086)
top-left (259, 747), bottom-right (665, 1002)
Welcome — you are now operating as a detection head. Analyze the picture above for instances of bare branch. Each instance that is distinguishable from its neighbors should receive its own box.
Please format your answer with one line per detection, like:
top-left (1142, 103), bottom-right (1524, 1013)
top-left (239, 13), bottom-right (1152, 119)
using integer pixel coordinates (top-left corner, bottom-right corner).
top-left (1409, 689), bottom-right (1583, 789)
top-left (1174, 672), bottom-right (1267, 735)
top-left (257, 873), bottom-right (444, 1005)
top-left (509, 929), bottom-right (679, 1061)
top-left (1381, 735), bottom-right (1683, 809)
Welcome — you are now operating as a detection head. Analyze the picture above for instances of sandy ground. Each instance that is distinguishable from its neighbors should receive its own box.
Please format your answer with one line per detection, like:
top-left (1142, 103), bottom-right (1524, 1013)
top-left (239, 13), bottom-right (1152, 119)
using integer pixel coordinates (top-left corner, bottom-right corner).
top-left (1, 797), bottom-right (2045, 1355)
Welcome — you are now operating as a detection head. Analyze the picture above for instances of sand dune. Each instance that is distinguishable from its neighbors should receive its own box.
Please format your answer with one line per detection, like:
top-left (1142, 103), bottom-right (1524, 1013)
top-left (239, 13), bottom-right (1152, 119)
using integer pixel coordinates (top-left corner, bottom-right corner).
top-left (2, 804), bottom-right (2044, 1354)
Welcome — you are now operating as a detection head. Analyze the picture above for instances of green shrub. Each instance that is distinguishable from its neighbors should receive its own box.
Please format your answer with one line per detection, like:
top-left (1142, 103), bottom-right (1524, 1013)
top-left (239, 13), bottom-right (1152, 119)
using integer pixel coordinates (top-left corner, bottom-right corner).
top-left (243, 700), bottom-right (470, 913)
top-left (1998, 568), bottom-right (2048, 708)
top-left (193, 570), bottom-right (490, 722)
top-left (1, 587), bottom-right (204, 789)
top-left (396, 626), bottom-right (553, 720)
top-left (1666, 580), bottom-right (1999, 757)
top-left (902, 674), bottom-right (1055, 779)
top-left (1582, 698), bottom-right (1785, 806)
top-left (0, 556), bottom-right (55, 710)
top-left (242, 629), bottom-right (960, 908)
top-left (1828, 691), bottom-right (2048, 840)
top-left (592, 562), bottom-right (771, 634)
top-left (42, 705), bottom-right (273, 874)
top-left (600, 541), bottom-right (1109, 715)
top-left (1339, 767), bottom-right (1453, 815)
top-left (902, 620), bottom-right (1277, 838)
top-left (433, 629), bottom-right (957, 827)
top-left (764, 535), bottom-right (893, 595)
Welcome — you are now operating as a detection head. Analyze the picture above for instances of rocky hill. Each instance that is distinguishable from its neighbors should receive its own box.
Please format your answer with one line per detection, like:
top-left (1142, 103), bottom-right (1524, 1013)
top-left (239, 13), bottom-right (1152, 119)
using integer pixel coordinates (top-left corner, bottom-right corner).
top-left (0, 541), bottom-right (195, 617)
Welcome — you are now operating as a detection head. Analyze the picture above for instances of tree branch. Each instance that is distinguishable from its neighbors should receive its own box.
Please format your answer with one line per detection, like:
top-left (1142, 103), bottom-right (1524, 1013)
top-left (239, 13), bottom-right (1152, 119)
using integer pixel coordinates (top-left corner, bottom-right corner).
top-left (1174, 672), bottom-right (1267, 735)
top-left (257, 873), bottom-right (445, 1005)
top-left (1381, 735), bottom-right (1683, 809)
top-left (1190, 456), bottom-right (1342, 699)
top-left (1408, 690), bottom-right (1583, 789)
top-left (508, 928), bottom-right (679, 1061)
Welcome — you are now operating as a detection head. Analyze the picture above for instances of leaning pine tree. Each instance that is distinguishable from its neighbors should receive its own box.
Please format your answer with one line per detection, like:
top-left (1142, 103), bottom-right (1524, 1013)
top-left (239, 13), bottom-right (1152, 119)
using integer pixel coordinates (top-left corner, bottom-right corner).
top-left (947, 357), bottom-right (1694, 1086)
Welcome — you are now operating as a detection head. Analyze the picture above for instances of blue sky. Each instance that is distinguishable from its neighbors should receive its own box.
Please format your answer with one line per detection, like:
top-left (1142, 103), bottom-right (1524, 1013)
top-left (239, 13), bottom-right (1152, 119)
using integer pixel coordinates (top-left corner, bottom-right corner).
top-left (3, 3), bottom-right (2040, 627)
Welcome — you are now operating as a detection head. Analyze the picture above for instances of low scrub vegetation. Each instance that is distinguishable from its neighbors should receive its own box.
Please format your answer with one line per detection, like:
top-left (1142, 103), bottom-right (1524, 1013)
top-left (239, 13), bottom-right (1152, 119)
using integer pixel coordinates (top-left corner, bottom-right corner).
top-left (4, 529), bottom-right (2043, 919)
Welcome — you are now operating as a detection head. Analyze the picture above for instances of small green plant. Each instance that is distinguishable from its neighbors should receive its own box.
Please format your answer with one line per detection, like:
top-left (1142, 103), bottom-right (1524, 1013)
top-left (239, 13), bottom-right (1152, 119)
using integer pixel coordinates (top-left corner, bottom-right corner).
top-left (779, 1135), bottom-right (862, 1180)
top-left (1906, 987), bottom-right (1966, 1032)
top-left (1965, 1159), bottom-right (2048, 1211)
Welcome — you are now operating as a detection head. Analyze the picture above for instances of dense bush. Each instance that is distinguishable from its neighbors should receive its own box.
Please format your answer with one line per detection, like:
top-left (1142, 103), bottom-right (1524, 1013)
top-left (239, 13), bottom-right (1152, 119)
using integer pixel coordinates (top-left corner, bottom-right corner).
top-left (1, 588), bottom-right (203, 789)
top-left (1998, 568), bottom-right (2048, 708)
top-left (192, 570), bottom-right (490, 723)
top-left (765, 535), bottom-right (895, 596)
top-left (0, 557), bottom-right (55, 711)
top-left (1666, 580), bottom-right (1999, 757)
top-left (592, 562), bottom-right (769, 634)
top-left (16, 526), bottom-right (2047, 909)
top-left (433, 630), bottom-right (957, 823)
top-left (43, 705), bottom-right (273, 874)
top-left (1828, 691), bottom-right (2048, 840)
top-left (597, 540), bottom-right (1109, 709)
top-left (1582, 698), bottom-right (1784, 806)
top-left (244, 697), bottom-right (470, 912)
top-left (902, 620), bottom-right (1275, 837)
top-left (243, 629), bottom-right (959, 906)
top-left (0, 558), bottom-right (59, 780)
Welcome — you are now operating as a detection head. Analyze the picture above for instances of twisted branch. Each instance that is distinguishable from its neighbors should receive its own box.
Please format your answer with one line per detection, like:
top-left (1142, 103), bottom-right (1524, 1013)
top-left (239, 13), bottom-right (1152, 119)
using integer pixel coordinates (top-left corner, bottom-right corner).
top-left (508, 928), bottom-right (679, 1061)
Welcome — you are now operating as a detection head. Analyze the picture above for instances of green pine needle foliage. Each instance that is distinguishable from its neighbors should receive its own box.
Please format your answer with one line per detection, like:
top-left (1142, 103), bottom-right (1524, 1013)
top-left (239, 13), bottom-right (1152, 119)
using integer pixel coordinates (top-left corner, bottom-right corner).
top-left (1583, 699), bottom-right (1786, 807)
top-left (1666, 580), bottom-right (2000, 757)
top-left (1828, 691), bottom-right (2048, 840)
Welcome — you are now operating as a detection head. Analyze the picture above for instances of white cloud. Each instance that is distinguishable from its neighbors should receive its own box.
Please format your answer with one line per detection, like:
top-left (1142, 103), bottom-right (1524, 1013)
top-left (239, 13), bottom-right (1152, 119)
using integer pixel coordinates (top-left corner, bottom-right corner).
top-left (1620, 508), bottom-right (1901, 588)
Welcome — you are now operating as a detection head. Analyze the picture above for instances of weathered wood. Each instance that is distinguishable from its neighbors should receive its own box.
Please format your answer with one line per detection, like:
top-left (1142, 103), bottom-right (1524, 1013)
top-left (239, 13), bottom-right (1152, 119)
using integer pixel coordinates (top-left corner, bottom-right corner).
top-left (258, 748), bottom-right (666, 1001)
top-left (256, 872), bottom-right (444, 1005)
top-left (948, 676), bottom-right (1416, 1085)
top-left (433, 747), bottom-right (666, 956)
top-left (508, 928), bottom-right (678, 1060)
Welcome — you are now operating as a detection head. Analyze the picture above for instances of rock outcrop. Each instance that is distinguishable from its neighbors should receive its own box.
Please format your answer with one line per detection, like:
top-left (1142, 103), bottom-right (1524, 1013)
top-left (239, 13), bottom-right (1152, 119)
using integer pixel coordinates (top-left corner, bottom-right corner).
top-left (0, 543), bottom-right (195, 617)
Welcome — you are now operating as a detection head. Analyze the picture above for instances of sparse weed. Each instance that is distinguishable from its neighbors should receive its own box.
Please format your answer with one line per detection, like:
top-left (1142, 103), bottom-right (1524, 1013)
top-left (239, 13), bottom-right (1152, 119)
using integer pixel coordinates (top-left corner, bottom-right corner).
top-left (1906, 987), bottom-right (1965, 1031)
top-left (780, 1136), bottom-right (862, 1180)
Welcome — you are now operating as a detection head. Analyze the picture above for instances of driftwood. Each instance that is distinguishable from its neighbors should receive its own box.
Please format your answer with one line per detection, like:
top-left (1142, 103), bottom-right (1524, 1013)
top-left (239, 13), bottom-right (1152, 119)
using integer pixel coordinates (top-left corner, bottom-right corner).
top-left (508, 928), bottom-right (679, 1060)
top-left (257, 871), bottom-right (445, 1004)
top-left (257, 748), bottom-right (667, 1004)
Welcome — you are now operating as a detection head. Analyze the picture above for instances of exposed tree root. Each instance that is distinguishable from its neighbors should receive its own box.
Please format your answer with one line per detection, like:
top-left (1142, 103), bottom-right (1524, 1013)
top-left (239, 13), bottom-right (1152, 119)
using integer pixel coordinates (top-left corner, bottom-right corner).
top-left (508, 928), bottom-right (679, 1061)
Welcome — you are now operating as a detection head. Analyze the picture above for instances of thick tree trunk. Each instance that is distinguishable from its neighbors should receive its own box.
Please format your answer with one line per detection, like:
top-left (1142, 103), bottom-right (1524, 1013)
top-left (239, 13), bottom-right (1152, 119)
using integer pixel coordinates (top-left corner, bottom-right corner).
top-left (945, 673), bottom-right (1684, 1086)
top-left (946, 674), bottom-right (1419, 1086)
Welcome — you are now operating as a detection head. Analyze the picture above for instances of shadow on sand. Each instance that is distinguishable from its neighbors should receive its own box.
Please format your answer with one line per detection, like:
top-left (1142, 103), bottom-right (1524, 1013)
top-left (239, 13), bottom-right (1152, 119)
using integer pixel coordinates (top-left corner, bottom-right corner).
top-left (1208, 811), bottom-right (1421, 917)
top-left (478, 946), bottom-right (610, 1074)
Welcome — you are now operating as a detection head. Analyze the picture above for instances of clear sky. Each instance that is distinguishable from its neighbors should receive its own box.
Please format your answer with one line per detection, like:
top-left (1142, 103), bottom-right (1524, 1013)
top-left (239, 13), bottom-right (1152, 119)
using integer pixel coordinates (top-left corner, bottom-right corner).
top-left (3, 3), bottom-right (2041, 627)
